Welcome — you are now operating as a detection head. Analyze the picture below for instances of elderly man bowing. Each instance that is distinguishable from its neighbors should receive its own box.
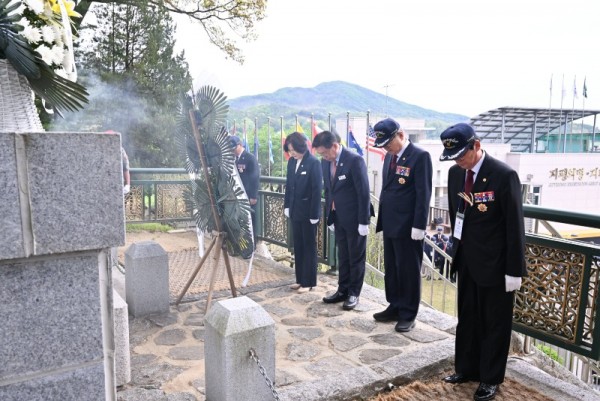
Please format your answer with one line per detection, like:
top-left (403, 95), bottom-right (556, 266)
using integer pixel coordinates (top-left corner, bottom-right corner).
top-left (439, 123), bottom-right (527, 401)
top-left (371, 118), bottom-right (432, 333)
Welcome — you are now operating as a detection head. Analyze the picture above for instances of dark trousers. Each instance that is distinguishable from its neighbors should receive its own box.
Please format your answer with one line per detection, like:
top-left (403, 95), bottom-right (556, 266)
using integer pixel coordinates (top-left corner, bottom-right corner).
top-left (455, 251), bottom-right (515, 384)
top-left (291, 220), bottom-right (318, 287)
top-left (383, 237), bottom-right (423, 321)
top-left (334, 216), bottom-right (366, 297)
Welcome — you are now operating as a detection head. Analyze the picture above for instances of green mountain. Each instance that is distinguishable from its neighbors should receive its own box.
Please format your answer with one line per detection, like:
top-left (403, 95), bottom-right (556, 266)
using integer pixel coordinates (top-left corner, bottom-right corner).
top-left (226, 81), bottom-right (469, 134)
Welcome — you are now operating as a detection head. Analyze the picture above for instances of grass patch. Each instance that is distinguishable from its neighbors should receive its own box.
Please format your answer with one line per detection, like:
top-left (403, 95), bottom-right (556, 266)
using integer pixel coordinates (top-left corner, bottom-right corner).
top-left (536, 344), bottom-right (565, 364)
top-left (126, 222), bottom-right (172, 233)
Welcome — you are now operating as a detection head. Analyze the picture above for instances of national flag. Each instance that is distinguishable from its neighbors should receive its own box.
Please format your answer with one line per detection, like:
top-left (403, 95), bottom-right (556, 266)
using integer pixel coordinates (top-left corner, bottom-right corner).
top-left (348, 130), bottom-right (364, 156)
top-left (312, 121), bottom-right (323, 139)
top-left (268, 138), bottom-right (274, 164)
top-left (573, 76), bottom-right (578, 99)
top-left (296, 121), bottom-right (311, 149)
top-left (242, 124), bottom-right (248, 149)
top-left (281, 129), bottom-right (290, 161)
top-left (583, 77), bottom-right (588, 98)
top-left (253, 132), bottom-right (259, 158)
top-left (366, 123), bottom-right (387, 161)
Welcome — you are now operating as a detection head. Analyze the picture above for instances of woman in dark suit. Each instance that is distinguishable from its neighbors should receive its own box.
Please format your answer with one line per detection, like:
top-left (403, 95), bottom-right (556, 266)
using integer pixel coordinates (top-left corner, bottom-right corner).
top-left (283, 132), bottom-right (323, 293)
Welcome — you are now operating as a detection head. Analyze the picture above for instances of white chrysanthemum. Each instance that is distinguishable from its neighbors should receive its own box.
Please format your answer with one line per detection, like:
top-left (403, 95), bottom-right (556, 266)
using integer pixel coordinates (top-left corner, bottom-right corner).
top-left (40, 25), bottom-right (56, 44)
top-left (23, 0), bottom-right (45, 15)
top-left (35, 44), bottom-right (54, 65)
top-left (51, 25), bottom-right (65, 46)
top-left (20, 20), bottom-right (42, 44)
top-left (50, 45), bottom-right (65, 66)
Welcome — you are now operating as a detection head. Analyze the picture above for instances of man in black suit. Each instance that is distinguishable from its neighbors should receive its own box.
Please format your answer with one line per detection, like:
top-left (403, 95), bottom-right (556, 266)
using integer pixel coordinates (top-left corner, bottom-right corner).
top-left (231, 136), bottom-right (260, 246)
top-left (439, 123), bottom-right (527, 401)
top-left (371, 118), bottom-right (433, 333)
top-left (313, 130), bottom-right (371, 310)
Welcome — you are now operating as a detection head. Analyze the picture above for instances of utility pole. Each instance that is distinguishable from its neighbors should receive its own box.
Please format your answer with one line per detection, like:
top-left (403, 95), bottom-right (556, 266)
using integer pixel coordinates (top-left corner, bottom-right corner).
top-left (383, 84), bottom-right (394, 117)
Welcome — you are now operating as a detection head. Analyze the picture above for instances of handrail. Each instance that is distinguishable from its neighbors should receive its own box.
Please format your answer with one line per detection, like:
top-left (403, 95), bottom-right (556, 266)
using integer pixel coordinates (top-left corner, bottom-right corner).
top-left (523, 204), bottom-right (600, 229)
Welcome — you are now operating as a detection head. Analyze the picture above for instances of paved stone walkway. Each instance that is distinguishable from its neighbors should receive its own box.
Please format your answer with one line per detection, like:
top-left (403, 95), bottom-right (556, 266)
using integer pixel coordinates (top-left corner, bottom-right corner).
top-left (114, 253), bottom-right (600, 401)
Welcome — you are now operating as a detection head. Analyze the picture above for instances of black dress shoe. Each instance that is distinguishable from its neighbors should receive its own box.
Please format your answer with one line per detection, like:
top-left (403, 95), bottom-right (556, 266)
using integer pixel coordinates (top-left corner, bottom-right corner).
top-left (373, 307), bottom-right (398, 322)
top-left (394, 320), bottom-right (415, 332)
top-left (322, 291), bottom-right (347, 304)
top-left (474, 383), bottom-right (498, 401)
top-left (342, 295), bottom-right (359, 310)
top-left (442, 373), bottom-right (469, 384)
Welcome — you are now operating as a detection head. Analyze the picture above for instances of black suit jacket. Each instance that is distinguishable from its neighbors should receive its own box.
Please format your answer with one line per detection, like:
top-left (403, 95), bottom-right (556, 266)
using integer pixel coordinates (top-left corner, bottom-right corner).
top-left (284, 152), bottom-right (323, 221)
top-left (236, 150), bottom-right (259, 200)
top-left (322, 147), bottom-right (371, 230)
top-left (447, 153), bottom-right (527, 286)
top-left (376, 142), bottom-right (433, 238)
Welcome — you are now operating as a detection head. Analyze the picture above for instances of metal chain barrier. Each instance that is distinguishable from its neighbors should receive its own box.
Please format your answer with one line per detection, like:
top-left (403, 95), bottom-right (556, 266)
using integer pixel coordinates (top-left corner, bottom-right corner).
top-left (249, 348), bottom-right (280, 401)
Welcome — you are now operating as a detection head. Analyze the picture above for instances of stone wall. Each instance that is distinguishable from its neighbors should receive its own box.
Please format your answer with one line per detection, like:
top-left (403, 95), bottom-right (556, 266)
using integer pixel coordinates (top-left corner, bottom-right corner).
top-left (0, 132), bottom-right (125, 401)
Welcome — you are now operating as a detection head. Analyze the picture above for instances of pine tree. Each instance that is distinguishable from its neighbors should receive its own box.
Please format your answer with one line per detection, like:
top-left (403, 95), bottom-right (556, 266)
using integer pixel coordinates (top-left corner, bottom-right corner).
top-left (55, 2), bottom-right (193, 167)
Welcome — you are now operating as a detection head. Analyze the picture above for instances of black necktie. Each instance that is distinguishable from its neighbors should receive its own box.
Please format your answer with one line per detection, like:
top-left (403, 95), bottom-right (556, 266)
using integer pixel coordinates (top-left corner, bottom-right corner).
top-left (465, 169), bottom-right (474, 194)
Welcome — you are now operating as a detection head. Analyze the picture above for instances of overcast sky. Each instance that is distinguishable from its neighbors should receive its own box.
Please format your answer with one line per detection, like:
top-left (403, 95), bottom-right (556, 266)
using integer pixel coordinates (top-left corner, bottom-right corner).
top-left (174, 0), bottom-right (600, 119)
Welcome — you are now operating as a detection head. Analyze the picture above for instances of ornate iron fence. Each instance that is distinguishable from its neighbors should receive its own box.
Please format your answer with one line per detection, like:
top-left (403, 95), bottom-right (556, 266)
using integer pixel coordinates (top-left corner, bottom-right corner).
top-left (126, 169), bottom-right (600, 360)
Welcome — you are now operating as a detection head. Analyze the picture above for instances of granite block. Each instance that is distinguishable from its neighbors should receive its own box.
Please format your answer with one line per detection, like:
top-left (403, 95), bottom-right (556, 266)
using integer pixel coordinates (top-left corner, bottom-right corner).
top-left (205, 296), bottom-right (276, 401)
top-left (113, 289), bottom-right (131, 386)
top-left (125, 241), bottom-right (169, 317)
top-left (0, 134), bottom-right (25, 259)
top-left (0, 254), bottom-right (104, 380)
top-left (0, 360), bottom-right (105, 401)
top-left (26, 132), bottom-right (125, 255)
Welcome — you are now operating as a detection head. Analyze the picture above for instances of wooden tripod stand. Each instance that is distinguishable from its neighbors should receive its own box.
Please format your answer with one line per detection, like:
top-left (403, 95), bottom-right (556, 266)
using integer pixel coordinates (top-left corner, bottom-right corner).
top-left (175, 110), bottom-right (238, 312)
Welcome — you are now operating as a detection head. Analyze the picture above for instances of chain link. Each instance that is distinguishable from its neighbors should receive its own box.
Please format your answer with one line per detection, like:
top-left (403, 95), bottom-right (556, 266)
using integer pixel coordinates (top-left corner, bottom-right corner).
top-left (249, 348), bottom-right (280, 401)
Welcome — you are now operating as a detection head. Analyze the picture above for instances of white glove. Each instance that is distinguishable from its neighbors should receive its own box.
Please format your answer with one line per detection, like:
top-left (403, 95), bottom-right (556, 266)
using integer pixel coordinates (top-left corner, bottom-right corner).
top-left (411, 227), bottom-right (425, 240)
top-left (358, 224), bottom-right (369, 236)
top-left (505, 275), bottom-right (522, 292)
top-left (284, 208), bottom-right (289, 217)
top-left (310, 219), bottom-right (319, 224)
top-left (328, 224), bottom-right (335, 232)
top-left (123, 185), bottom-right (130, 195)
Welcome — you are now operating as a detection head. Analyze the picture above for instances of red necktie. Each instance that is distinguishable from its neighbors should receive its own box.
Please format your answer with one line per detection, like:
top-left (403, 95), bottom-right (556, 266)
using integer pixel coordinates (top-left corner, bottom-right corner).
top-left (465, 169), bottom-right (474, 194)
top-left (389, 155), bottom-right (397, 174)
top-left (331, 160), bottom-right (336, 211)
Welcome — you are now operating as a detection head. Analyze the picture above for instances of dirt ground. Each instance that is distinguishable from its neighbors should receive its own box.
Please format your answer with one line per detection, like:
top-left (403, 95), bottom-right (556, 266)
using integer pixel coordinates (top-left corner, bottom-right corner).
top-left (118, 229), bottom-right (199, 258)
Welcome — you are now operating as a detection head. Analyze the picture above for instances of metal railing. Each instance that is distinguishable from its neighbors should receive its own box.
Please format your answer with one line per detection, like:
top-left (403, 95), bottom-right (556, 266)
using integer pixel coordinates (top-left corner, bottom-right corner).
top-left (126, 170), bottom-right (600, 365)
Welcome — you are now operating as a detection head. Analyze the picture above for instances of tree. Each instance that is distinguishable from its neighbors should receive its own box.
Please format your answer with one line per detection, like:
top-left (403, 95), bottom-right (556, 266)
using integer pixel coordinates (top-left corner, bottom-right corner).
top-left (74, 0), bottom-right (267, 64)
top-left (51, 2), bottom-right (193, 167)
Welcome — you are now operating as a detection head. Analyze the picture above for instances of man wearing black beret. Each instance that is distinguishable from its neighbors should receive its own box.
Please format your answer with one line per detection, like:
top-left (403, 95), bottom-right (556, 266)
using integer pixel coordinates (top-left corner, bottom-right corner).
top-left (372, 118), bottom-right (432, 333)
top-left (439, 123), bottom-right (527, 401)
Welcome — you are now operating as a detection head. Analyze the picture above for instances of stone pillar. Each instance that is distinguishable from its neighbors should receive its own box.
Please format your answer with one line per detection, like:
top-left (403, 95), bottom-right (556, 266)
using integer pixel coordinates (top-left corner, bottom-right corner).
top-left (124, 241), bottom-right (169, 317)
top-left (113, 290), bottom-right (131, 386)
top-left (0, 132), bottom-right (125, 401)
top-left (205, 296), bottom-right (276, 401)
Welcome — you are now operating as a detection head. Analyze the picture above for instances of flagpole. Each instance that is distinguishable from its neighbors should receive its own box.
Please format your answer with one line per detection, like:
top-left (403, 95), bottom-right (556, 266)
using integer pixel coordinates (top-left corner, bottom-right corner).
top-left (310, 113), bottom-right (315, 154)
top-left (366, 110), bottom-right (371, 172)
top-left (328, 113), bottom-right (331, 131)
top-left (547, 74), bottom-right (552, 140)
top-left (346, 111), bottom-right (350, 147)
top-left (569, 75), bottom-right (577, 152)
top-left (558, 74), bottom-right (565, 153)
top-left (243, 118), bottom-right (248, 148)
top-left (582, 77), bottom-right (587, 150)
top-left (280, 116), bottom-right (284, 177)
top-left (267, 117), bottom-right (271, 176)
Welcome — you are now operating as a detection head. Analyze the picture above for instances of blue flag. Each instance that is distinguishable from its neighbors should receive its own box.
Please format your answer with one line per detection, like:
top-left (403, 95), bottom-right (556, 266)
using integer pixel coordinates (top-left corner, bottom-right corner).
top-left (349, 130), bottom-right (364, 156)
top-left (253, 133), bottom-right (259, 158)
top-left (268, 138), bottom-right (274, 164)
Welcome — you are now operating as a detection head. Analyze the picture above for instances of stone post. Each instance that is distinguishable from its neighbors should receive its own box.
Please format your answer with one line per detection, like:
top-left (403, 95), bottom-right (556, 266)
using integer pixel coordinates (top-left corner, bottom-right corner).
top-left (0, 132), bottom-right (125, 401)
top-left (124, 241), bottom-right (169, 317)
top-left (205, 296), bottom-right (276, 401)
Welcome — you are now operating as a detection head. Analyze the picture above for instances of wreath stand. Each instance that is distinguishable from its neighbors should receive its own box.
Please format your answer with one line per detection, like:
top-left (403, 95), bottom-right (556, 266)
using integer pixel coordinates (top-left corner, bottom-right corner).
top-left (175, 110), bottom-right (237, 312)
